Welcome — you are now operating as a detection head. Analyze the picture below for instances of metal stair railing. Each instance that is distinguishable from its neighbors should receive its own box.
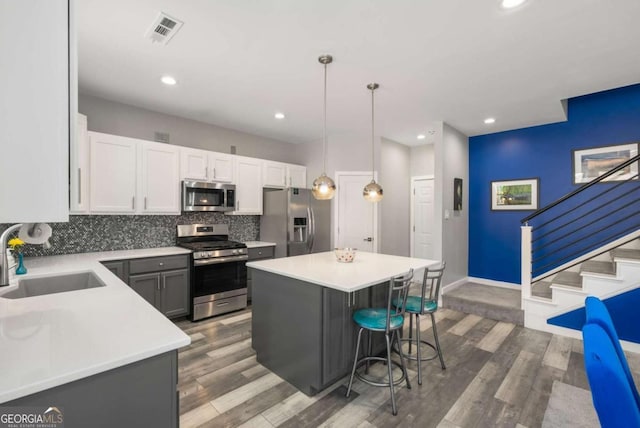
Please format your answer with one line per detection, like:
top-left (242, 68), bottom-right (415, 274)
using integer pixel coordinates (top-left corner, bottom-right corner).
top-left (520, 154), bottom-right (640, 301)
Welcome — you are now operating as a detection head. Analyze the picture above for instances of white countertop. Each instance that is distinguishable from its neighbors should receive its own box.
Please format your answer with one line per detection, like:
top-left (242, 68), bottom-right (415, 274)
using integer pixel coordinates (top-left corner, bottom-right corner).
top-left (244, 241), bottom-right (276, 248)
top-left (246, 251), bottom-right (440, 292)
top-left (0, 247), bottom-right (192, 403)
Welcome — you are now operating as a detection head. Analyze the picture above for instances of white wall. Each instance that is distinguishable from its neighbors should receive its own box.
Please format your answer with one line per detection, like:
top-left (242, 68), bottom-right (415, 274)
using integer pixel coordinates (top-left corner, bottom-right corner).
top-left (410, 144), bottom-right (435, 177)
top-left (79, 94), bottom-right (306, 164)
top-left (380, 138), bottom-right (411, 256)
top-left (438, 122), bottom-right (469, 285)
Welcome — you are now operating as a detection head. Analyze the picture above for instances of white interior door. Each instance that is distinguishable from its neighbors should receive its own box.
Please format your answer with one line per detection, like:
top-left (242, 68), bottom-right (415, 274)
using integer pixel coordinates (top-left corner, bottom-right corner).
top-left (335, 172), bottom-right (377, 252)
top-left (411, 177), bottom-right (435, 259)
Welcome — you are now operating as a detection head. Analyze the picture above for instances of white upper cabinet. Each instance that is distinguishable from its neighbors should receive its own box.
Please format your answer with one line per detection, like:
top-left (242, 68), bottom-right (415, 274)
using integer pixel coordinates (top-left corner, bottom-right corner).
top-left (263, 161), bottom-right (306, 189)
top-left (0, 0), bottom-right (72, 223)
top-left (229, 156), bottom-right (263, 215)
top-left (287, 164), bottom-right (307, 188)
top-left (70, 114), bottom-right (90, 213)
top-left (180, 148), bottom-right (234, 183)
top-left (90, 132), bottom-right (180, 215)
top-left (263, 161), bottom-right (287, 188)
top-left (180, 148), bottom-right (209, 181)
top-left (140, 142), bottom-right (180, 214)
top-left (90, 132), bottom-right (138, 213)
top-left (209, 153), bottom-right (234, 182)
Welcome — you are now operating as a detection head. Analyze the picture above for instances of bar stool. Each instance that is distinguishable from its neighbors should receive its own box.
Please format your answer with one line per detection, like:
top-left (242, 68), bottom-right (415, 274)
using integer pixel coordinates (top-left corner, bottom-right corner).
top-left (345, 269), bottom-right (414, 416)
top-left (396, 262), bottom-right (446, 385)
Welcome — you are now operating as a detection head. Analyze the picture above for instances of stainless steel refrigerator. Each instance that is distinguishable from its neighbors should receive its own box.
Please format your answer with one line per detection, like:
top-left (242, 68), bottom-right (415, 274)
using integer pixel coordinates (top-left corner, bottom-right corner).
top-left (260, 188), bottom-right (331, 258)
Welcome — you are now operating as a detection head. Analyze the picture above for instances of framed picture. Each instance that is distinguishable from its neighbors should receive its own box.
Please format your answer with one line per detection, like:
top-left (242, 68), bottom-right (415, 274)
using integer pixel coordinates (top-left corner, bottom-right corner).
top-left (572, 143), bottom-right (639, 184)
top-left (491, 178), bottom-right (539, 211)
top-left (453, 178), bottom-right (463, 211)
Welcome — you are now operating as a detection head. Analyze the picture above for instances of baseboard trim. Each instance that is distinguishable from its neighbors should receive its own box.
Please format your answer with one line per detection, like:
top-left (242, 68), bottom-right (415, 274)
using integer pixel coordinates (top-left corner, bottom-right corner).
top-left (467, 276), bottom-right (521, 290)
top-left (442, 277), bottom-right (468, 294)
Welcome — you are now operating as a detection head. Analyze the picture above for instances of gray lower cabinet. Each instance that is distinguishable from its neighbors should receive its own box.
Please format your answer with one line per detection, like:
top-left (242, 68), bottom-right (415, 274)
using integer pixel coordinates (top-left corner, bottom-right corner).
top-left (252, 269), bottom-right (388, 395)
top-left (6, 351), bottom-right (179, 428)
top-left (101, 260), bottom-right (126, 282)
top-left (129, 269), bottom-right (190, 318)
top-left (102, 254), bottom-right (190, 319)
top-left (247, 246), bottom-right (275, 302)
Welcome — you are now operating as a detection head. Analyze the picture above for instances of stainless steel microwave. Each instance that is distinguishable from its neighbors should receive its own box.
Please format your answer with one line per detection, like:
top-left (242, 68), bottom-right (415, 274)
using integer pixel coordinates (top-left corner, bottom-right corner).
top-left (182, 181), bottom-right (236, 212)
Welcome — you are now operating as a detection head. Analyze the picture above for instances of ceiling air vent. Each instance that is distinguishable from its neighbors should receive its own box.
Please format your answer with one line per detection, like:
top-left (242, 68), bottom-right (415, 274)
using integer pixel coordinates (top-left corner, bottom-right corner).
top-left (145, 12), bottom-right (183, 45)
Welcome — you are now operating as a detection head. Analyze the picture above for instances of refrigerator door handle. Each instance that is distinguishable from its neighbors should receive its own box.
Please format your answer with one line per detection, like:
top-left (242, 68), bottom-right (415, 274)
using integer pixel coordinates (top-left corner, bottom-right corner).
top-left (307, 206), bottom-right (315, 253)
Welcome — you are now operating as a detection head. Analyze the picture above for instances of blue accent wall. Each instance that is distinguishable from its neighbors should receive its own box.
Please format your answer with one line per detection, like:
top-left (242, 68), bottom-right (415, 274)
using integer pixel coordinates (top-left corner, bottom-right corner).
top-left (469, 84), bottom-right (640, 284)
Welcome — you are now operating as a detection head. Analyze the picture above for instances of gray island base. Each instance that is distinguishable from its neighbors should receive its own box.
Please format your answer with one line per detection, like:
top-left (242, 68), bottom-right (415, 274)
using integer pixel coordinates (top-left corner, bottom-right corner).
top-left (249, 251), bottom-right (438, 396)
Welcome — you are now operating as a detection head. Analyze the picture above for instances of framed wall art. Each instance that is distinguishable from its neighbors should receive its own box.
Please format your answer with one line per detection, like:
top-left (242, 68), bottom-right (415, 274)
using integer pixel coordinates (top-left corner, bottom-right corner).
top-left (453, 178), bottom-right (463, 211)
top-left (491, 178), bottom-right (539, 211)
top-left (572, 143), bottom-right (639, 184)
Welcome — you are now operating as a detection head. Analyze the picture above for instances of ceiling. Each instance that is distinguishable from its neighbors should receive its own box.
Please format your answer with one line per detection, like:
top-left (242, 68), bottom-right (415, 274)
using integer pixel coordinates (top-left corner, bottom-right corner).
top-left (77, 0), bottom-right (640, 146)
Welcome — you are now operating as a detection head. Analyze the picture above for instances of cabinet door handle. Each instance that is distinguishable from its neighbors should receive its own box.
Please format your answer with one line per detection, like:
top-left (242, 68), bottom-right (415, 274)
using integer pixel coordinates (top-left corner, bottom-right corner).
top-left (77, 168), bottom-right (82, 204)
top-left (157, 278), bottom-right (161, 291)
top-left (132, 196), bottom-right (135, 210)
top-left (237, 200), bottom-right (239, 211)
top-left (162, 276), bottom-right (166, 289)
top-left (289, 176), bottom-right (291, 186)
top-left (213, 167), bottom-right (216, 179)
top-left (205, 166), bottom-right (208, 179)
top-left (216, 302), bottom-right (229, 306)
top-left (144, 197), bottom-right (147, 210)
top-left (158, 262), bottom-right (164, 267)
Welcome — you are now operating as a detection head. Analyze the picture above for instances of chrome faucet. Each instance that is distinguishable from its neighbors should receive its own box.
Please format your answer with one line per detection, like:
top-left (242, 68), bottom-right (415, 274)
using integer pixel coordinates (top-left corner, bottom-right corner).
top-left (0, 223), bottom-right (23, 287)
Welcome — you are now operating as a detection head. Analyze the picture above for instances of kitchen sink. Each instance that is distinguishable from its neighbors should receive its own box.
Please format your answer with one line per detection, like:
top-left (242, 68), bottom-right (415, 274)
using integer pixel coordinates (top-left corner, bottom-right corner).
top-left (0, 271), bottom-right (106, 299)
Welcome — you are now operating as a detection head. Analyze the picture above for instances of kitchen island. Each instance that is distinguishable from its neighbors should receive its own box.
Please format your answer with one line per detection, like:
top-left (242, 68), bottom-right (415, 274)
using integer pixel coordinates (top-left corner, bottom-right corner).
top-left (0, 248), bottom-right (191, 427)
top-left (248, 251), bottom-right (438, 396)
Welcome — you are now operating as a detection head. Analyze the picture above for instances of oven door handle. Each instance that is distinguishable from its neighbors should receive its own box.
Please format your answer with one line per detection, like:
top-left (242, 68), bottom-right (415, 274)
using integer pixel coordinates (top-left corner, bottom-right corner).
top-left (193, 255), bottom-right (248, 266)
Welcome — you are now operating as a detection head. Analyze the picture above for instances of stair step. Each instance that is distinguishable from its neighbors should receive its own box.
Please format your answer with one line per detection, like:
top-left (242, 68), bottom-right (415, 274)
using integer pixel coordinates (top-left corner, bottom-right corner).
top-left (611, 248), bottom-right (640, 262)
top-left (442, 283), bottom-right (523, 325)
top-left (552, 271), bottom-right (582, 289)
top-left (580, 260), bottom-right (616, 276)
top-left (531, 281), bottom-right (553, 300)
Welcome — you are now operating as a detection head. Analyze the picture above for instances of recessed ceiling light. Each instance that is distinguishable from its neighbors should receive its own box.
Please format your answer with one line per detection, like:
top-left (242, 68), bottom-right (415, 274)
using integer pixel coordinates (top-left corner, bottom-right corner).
top-left (484, 117), bottom-right (496, 124)
top-left (501, 0), bottom-right (526, 9)
top-left (417, 134), bottom-right (426, 140)
top-left (274, 112), bottom-right (285, 120)
top-left (161, 75), bottom-right (177, 86)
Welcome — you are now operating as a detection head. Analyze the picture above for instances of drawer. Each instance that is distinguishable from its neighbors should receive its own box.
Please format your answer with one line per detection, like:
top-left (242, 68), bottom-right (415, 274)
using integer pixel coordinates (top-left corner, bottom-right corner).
top-left (248, 246), bottom-right (274, 260)
top-left (129, 255), bottom-right (189, 275)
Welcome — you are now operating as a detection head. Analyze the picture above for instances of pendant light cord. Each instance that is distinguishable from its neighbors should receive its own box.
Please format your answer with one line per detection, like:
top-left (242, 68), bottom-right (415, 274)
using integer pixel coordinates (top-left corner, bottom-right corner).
top-left (323, 63), bottom-right (327, 174)
top-left (371, 86), bottom-right (375, 180)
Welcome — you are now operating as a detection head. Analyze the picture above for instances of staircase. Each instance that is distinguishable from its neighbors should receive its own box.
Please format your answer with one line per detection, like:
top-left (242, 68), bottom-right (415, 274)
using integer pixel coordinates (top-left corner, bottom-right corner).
top-left (520, 154), bottom-right (640, 348)
top-left (524, 237), bottom-right (640, 345)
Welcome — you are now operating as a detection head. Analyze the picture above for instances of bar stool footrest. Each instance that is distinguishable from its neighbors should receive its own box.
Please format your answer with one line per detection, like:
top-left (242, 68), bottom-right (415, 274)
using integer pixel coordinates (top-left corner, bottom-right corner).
top-left (398, 337), bottom-right (438, 362)
top-left (353, 356), bottom-right (407, 387)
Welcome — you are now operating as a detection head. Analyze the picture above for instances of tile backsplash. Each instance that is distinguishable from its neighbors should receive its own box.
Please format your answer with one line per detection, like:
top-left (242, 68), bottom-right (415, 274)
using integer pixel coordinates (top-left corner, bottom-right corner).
top-left (0, 213), bottom-right (259, 257)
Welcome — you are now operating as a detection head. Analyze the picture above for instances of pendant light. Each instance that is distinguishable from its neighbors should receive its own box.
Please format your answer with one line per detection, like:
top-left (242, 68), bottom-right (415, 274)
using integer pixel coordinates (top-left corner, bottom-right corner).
top-left (311, 54), bottom-right (336, 200)
top-left (363, 83), bottom-right (383, 202)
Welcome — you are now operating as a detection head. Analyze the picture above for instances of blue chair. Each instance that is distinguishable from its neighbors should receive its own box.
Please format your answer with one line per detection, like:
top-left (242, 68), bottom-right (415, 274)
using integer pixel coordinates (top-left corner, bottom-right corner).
top-left (345, 269), bottom-right (414, 416)
top-left (394, 263), bottom-right (446, 385)
top-left (585, 296), bottom-right (640, 409)
top-left (582, 323), bottom-right (640, 428)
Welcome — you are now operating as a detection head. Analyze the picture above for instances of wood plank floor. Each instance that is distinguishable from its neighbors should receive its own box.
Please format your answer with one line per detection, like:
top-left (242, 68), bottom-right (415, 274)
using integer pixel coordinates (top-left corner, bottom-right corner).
top-left (173, 307), bottom-right (606, 428)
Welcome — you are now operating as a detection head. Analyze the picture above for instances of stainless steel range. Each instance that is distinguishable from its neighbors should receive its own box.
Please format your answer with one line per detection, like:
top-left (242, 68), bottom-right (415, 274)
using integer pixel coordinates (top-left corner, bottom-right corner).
top-left (176, 224), bottom-right (248, 321)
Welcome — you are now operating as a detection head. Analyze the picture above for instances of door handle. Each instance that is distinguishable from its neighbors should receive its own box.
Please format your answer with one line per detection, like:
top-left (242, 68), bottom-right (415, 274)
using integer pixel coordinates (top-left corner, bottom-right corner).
top-left (363, 237), bottom-right (373, 242)
top-left (77, 168), bottom-right (82, 204)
